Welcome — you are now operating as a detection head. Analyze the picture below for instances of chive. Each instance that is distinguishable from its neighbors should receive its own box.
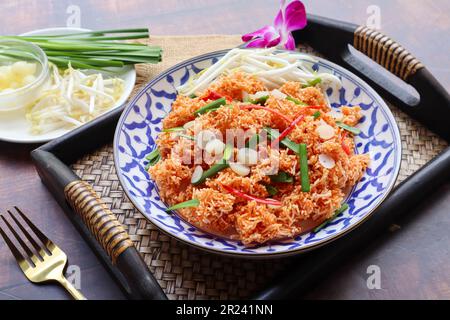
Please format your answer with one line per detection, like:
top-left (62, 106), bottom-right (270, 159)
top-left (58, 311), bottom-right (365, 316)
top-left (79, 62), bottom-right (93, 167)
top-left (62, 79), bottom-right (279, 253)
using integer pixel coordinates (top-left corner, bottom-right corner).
top-left (163, 127), bottom-right (185, 133)
top-left (335, 121), bottom-right (361, 135)
top-left (165, 199), bottom-right (200, 212)
top-left (177, 133), bottom-right (195, 141)
top-left (313, 111), bottom-right (321, 119)
top-left (189, 94), bottom-right (197, 98)
top-left (286, 96), bottom-right (307, 106)
top-left (314, 203), bottom-right (349, 232)
top-left (144, 148), bottom-right (161, 170)
top-left (303, 77), bottom-right (322, 88)
top-left (265, 185), bottom-right (279, 196)
top-left (246, 133), bottom-right (260, 149)
top-left (249, 95), bottom-right (269, 105)
top-left (264, 127), bottom-right (300, 153)
top-left (194, 97), bottom-right (226, 115)
top-left (192, 161), bottom-right (229, 185)
top-left (270, 171), bottom-right (294, 183)
top-left (222, 144), bottom-right (233, 161)
top-left (298, 143), bottom-right (310, 192)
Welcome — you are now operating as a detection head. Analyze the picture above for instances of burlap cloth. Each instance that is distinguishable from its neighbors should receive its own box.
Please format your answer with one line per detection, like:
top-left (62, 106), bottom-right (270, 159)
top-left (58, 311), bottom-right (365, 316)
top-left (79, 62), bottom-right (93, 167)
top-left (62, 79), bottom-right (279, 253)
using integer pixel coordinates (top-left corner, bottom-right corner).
top-left (71, 35), bottom-right (448, 300)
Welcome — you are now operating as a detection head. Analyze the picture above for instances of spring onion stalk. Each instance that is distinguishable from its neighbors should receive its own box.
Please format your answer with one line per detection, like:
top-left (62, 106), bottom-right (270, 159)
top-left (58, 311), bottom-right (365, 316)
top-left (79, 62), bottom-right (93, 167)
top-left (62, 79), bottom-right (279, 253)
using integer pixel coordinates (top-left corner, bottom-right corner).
top-left (270, 171), bottom-right (294, 183)
top-left (303, 77), bottom-right (322, 87)
top-left (249, 95), bottom-right (269, 105)
top-left (0, 28), bottom-right (162, 71)
top-left (265, 185), bottom-right (279, 196)
top-left (313, 111), bottom-right (321, 119)
top-left (314, 203), bottom-right (349, 232)
top-left (162, 127), bottom-right (185, 132)
top-left (335, 121), bottom-right (361, 135)
top-left (298, 143), bottom-right (310, 192)
top-left (193, 97), bottom-right (226, 115)
top-left (177, 133), bottom-right (195, 140)
top-left (264, 127), bottom-right (300, 153)
top-left (145, 148), bottom-right (161, 170)
top-left (165, 199), bottom-right (200, 212)
top-left (193, 144), bottom-right (233, 185)
top-left (286, 96), bottom-right (307, 106)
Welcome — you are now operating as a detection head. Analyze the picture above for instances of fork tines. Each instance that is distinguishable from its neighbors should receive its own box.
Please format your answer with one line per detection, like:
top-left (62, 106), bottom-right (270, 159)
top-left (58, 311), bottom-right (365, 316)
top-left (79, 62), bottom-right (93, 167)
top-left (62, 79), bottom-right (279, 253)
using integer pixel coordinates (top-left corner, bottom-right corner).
top-left (0, 207), bottom-right (51, 269)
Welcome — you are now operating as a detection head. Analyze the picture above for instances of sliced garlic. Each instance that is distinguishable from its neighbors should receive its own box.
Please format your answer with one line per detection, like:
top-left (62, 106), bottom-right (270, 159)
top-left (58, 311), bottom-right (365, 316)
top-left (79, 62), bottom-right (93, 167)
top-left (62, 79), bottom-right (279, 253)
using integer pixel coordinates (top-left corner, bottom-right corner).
top-left (183, 120), bottom-right (196, 130)
top-left (316, 123), bottom-right (335, 140)
top-left (237, 148), bottom-right (258, 165)
top-left (196, 130), bottom-right (217, 149)
top-left (318, 154), bottom-right (336, 169)
top-left (270, 89), bottom-right (287, 99)
top-left (205, 138), bottom-right (225, 155)
top-left (229, 162), bottom-right (251, 176)
top-left (250, 90), bottom-right (269, 100)
top-left (191, 165), bottom-right (204, 184)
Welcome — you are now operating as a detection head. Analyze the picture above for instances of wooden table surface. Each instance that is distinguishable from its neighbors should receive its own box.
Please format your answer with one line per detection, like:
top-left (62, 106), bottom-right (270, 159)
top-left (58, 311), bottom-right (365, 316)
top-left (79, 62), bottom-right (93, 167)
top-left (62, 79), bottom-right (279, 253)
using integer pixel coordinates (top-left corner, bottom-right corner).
top-left (0, 0), bottom-right (449, 300)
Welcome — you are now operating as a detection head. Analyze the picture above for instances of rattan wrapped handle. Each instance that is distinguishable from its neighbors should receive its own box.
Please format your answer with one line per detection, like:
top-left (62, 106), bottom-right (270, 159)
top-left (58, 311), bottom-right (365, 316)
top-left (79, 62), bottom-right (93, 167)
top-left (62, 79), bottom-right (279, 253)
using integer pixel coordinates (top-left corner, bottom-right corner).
top-left (64, 180), bottom-right (134, 264)
top-left (354, 26), bottom-right (424, 81)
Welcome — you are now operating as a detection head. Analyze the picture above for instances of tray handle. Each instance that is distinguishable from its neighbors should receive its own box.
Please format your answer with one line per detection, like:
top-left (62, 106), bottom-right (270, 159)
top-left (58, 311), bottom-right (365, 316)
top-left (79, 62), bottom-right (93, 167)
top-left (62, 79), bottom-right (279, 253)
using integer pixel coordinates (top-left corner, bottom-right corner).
top-left (64, 180), bottom-right (133, 264)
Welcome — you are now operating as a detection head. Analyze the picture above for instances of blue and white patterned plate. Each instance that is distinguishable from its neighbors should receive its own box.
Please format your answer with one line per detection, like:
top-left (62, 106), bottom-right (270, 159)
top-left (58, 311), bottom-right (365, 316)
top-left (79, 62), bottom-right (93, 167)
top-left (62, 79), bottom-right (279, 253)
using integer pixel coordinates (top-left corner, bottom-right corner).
top-left (114, 49), bottom-right (401, 257)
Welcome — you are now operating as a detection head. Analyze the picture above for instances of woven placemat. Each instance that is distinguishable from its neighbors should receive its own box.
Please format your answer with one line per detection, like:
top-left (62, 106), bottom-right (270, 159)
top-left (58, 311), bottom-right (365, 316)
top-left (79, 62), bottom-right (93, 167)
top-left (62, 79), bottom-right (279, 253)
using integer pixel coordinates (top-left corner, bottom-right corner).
top-left (71, 35), bottom-right (448, 300)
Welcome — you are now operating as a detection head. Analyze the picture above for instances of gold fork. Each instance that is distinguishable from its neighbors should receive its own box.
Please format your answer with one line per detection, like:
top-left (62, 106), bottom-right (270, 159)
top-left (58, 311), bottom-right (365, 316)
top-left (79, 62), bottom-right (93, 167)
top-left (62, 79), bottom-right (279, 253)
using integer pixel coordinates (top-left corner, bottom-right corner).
top-left (0, 207), bottom-right (86, 300)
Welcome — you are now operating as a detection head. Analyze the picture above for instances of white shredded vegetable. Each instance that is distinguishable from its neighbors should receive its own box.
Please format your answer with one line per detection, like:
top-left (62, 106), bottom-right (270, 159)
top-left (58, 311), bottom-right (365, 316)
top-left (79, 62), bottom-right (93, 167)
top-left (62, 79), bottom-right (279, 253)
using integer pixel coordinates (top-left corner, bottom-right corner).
top-left (26, 63), bottom-right (124, 135)
top-left (176, 48), bottom-right (342, 100)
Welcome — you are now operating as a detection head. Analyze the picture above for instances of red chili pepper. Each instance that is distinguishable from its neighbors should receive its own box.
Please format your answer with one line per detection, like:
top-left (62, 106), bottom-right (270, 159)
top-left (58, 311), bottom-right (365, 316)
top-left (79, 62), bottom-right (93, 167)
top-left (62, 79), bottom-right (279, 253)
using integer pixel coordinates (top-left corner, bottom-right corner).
top-left (341, 131), bottom-right (352, 155)
top-left (271, 113), bottom-right (305, 148)
top-left (221, 184), bottom-right (282, 206)
top-left (201, 90), bottom-right (223, 101)
top-left (306, 105), bottom-right (323, 110)
top-left (240, 105), bottom-right (292, 123)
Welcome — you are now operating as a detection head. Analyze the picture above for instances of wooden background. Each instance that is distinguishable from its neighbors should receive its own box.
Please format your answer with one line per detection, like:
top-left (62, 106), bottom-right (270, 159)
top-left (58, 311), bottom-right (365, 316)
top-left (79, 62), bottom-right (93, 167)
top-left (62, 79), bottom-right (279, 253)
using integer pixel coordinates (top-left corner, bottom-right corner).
top-left (0, 0), bottom-right (449, 300)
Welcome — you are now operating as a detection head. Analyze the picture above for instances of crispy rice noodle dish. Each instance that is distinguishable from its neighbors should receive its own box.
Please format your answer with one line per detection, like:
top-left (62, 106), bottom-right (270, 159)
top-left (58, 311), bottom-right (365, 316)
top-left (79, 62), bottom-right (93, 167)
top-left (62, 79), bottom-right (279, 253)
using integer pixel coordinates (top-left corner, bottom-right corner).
top-left (147, 49), bottom-right (370, 245)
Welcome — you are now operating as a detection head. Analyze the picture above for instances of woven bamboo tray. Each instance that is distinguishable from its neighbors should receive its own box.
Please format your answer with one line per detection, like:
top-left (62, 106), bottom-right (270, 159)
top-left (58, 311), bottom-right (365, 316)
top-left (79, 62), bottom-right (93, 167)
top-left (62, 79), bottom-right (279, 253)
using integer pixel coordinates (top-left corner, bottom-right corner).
top-left (68, 35), bottom-right (447, 300)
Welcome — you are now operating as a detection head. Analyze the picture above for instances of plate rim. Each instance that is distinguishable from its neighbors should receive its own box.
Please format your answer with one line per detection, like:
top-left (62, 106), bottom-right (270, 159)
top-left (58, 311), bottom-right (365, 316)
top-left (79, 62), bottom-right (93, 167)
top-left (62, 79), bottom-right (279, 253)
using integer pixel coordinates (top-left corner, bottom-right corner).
top-left (0, 27), bottom-right (136, 144)
top-left (113, 48), bottom-right (402, 258)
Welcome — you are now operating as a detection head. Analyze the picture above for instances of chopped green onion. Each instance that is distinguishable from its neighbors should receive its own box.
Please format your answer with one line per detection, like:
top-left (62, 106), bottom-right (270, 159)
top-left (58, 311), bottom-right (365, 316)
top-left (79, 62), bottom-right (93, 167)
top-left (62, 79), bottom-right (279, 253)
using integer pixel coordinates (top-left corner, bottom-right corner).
top-left (165, 199), bottom-right (200, 212)
top-left (194, 97), bottom-right (226, 115)
top-left (250, 95), bottom-right (269, 105)
top-left (313, 111), bottom-right (321, 119)
top-left (270, 171), bottom-right (294, 183)
top-left (163, 127), bottom-right (185, 133)
top-left (303, 77), bottom-right (322, 88)
top-left (222, 144), bottom-right (233, 161)
top-left (314, 203), bottom-right (349, 232)
top-left (144, 148), bottom-right (161, 170)
top-left (335, 121), bottom-right (361, 135)
top-left (189, 94), bottom-right (197, 98)
top-left (265, 185), bottom-right (279, 196)
top-left (193, 161), bottom-right (229, 186)
top-left (264, 127), bottom-right (300, 153)
top-left (286, 96), bottom-right (307, 106)
top-left (298, 143), bottom-right (310, 192)
top-left (177, 133), bottom-right (195, 141)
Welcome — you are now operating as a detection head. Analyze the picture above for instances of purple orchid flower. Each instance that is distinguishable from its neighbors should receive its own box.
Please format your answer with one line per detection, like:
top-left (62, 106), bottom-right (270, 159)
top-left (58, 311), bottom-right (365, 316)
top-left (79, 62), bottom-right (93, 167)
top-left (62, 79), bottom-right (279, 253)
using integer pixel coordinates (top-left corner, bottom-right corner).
top-left (242, 0), bottom-right (307, 50)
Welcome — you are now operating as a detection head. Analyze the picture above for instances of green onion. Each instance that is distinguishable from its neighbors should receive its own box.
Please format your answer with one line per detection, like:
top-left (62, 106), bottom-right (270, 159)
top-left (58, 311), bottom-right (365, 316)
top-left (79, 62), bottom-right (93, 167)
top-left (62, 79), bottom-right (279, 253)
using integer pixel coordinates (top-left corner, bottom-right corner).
top-left (303, 77), bottom-right (322, 88)
top-left (270, 171), bottom-right (294, 183)
top-left (0, 28), bottom-right (162, 71)
top-left (335, 121), bottom-right (361, 135)
top-left (177, 133), bottom-right (195, 141)
top-left (246, 133), bottom-right (260, 149)
top-left (163, 127), bottom-right (185, 133)
top-left (189, 94), bottom-right (197, 99)
top-left (165, 199), bottom-right (200, 212)
top-left (250, 95), bottom-right (269, 105)
top-left (144, 148), bottom-right (161, 170)
top-left (264, 127), bottom-right (300, 153)
top-left (193, 97), bottom-right (226, 115)
top-left (298, 143), bottom-right (310, 192)
top-left (222, 144), bottom-right (234, 161)
top-left (193, 161), bottom-right (229, 185)
top-left (313, 111), bottom-right (321, 119)
top-left (313, 203), bottom-right (349, 232)
top-left (286, 96), bottom-right (307, 106)
top-left (265, 185), bottom-right (279, 196)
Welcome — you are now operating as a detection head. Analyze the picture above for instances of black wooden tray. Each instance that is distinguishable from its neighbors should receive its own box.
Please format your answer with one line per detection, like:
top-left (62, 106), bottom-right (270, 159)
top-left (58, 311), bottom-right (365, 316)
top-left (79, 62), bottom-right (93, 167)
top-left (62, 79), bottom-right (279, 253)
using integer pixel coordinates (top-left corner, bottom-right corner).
top-left (31, 15), bottom-right (450, 300)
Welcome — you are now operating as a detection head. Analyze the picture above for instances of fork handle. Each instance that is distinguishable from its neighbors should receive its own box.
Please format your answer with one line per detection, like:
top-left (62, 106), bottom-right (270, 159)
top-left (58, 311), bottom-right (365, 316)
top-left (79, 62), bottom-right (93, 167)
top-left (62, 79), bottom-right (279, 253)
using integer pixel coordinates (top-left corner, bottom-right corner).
top-left (58, 276), bottom-right (87, 300)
